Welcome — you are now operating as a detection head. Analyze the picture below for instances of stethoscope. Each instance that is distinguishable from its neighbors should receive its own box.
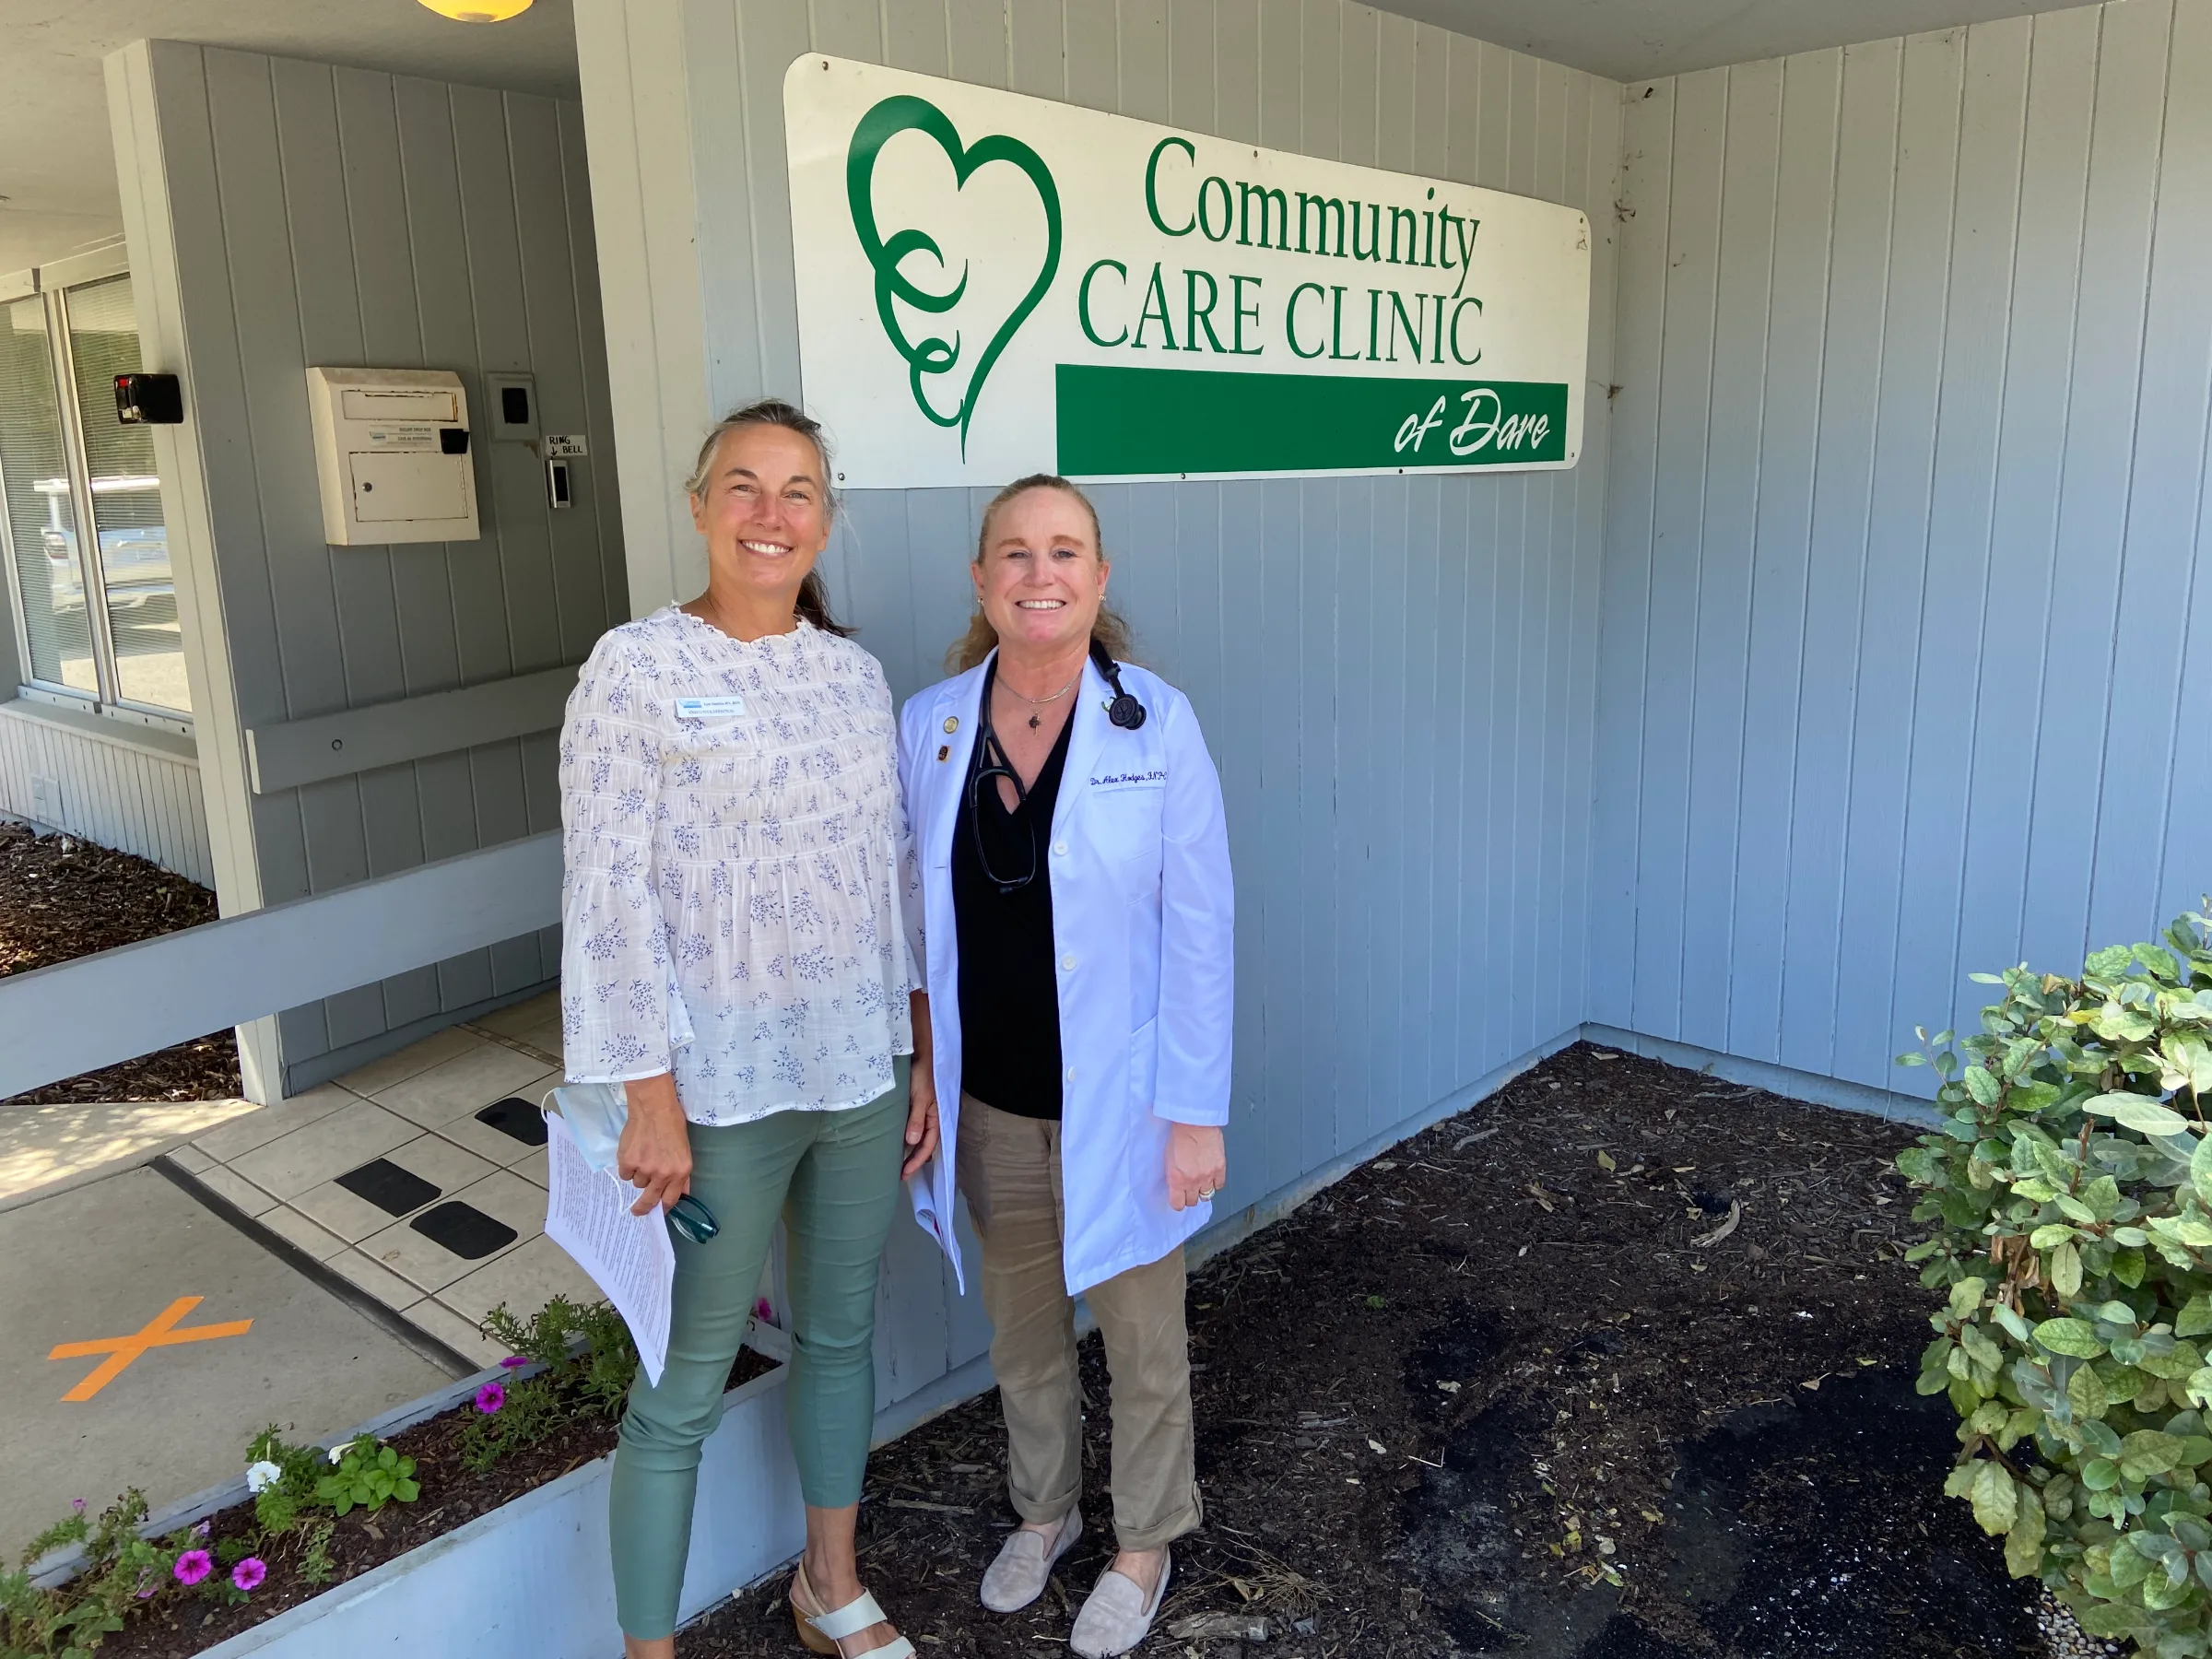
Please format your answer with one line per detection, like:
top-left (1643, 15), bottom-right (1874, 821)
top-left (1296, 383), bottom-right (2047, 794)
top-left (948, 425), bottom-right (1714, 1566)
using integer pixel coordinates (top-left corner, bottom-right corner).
top-left (968, 640), bottom-right (1147, 894)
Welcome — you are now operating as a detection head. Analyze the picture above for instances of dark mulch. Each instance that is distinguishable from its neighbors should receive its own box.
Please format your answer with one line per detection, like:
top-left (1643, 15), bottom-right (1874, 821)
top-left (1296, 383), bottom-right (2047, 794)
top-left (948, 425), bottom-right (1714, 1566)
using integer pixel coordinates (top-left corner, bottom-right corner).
top-left (96, 1349), bottom-right (782, 1659)
top-left (0, 820), bottom-right (241, 1104)
top-left (677, 1043), bottom-right (2037, 1659)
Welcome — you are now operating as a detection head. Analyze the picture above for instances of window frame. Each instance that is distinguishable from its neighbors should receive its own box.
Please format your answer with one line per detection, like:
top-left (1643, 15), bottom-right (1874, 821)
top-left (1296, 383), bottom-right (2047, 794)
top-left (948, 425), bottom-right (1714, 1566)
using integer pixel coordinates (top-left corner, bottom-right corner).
top-left (0, 248), bottom-right (192, 736)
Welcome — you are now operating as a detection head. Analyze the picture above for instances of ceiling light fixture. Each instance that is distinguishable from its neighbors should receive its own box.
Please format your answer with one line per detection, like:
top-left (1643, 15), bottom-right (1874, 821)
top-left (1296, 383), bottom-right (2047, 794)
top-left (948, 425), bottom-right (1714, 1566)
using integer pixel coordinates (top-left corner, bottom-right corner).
top-left (417, 0), bottom-right (534, 20)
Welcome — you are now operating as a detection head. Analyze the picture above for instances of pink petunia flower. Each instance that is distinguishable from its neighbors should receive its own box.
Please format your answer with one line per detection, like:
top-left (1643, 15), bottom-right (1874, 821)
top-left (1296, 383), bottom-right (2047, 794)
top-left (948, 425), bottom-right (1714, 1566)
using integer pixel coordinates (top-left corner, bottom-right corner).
top-left (754, 1299), bottom-right (774, 1322)
top-left (192, 1520), bottom-right (211, 1539)
top-left (173, 1550), bottom-right (213, 1586)
top-left (500, 1355), bottom-right (528, 1369)
top-left (72, 1499), bottom-right (87, 1513)
top-left (231, 1558), bottom-right (266, 1593)
top-left (475, 1382), bottom-right (505, 1414)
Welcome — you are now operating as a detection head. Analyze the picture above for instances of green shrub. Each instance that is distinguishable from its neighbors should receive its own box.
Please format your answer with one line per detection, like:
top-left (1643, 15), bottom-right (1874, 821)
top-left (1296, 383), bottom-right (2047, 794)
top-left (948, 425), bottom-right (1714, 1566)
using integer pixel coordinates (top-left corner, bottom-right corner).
top-left (2, 1493), bottom-right (171, 1659)
top-left (1895, 905), bottom-right (2212, 1655)
top-left (455, 1296), bottom-right (639, 1472)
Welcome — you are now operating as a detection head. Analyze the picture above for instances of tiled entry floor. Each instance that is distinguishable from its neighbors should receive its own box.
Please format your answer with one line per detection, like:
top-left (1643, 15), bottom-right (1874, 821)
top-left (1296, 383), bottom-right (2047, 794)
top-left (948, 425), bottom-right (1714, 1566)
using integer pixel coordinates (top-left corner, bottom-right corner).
top-left (171, 993), bottom-right (598, 1368)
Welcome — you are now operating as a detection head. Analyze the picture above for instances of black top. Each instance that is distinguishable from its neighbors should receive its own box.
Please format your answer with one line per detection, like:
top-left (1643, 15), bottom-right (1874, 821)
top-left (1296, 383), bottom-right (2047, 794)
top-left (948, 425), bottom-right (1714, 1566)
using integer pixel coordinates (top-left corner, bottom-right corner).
top-left (952, 674), bottom-right (1074, 1121)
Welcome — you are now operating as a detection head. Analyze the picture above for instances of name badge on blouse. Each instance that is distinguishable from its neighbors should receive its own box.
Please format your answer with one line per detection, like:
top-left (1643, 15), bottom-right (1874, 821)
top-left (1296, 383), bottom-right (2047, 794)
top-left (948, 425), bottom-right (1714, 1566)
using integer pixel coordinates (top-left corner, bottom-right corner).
top-left (675, 695), bottom-right (747, 721)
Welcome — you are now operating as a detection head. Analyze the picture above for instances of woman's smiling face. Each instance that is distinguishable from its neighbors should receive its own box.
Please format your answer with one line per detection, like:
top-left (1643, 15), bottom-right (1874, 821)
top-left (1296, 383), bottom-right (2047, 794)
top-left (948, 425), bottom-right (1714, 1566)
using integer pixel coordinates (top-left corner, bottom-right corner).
top-left (973, 486), bottom-right (1110, 660)
top-left (688, 422), bottom-right (830, 600)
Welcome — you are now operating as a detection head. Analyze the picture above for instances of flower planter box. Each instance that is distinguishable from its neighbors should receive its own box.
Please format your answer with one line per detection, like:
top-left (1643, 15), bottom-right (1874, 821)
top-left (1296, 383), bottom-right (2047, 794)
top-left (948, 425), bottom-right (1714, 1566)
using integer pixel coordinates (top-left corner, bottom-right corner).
top-left (194, 1364), bottom-right (800, 1659)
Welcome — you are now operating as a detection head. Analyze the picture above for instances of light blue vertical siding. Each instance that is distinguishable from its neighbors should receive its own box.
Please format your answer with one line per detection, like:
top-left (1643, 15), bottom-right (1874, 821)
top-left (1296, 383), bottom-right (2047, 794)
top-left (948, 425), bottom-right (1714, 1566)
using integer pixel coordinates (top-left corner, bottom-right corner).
top-left (1594, 0), bottom-right (2212, 1097)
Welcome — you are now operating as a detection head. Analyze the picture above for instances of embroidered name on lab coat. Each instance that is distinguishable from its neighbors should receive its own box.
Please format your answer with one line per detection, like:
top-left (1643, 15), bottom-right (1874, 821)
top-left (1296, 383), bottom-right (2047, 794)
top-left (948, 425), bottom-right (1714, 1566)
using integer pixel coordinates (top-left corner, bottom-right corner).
top-left (674, 695), bottom-right (747, 720)
top-left (1089, 770), bottom-right (1166, 791)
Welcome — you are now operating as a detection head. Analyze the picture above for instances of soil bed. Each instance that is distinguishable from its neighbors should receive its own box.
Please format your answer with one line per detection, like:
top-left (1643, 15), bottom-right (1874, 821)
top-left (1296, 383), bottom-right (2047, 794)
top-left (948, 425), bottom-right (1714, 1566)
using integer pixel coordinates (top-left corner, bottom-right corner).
top-left (0, 822), bottom-right (240, 1104)
top-left (680, 1044), bottom-right (2044, 1659)
top-left (95, 1349), bottom-right (781, 1659)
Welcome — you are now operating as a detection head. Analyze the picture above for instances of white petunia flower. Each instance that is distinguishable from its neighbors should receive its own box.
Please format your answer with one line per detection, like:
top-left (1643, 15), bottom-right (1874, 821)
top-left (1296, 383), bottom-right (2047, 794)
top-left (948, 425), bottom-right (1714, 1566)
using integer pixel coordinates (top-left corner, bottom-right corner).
top-left (245, 1461), bottom-right (282, 1494)
top-left (329, 1445), bottom-right (347, 1465)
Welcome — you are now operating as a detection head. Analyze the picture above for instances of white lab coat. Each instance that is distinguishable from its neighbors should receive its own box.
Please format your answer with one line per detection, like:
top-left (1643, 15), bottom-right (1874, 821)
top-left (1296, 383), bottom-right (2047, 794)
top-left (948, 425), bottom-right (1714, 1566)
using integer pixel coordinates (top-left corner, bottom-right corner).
top-left (897, 652), bottom-right (1234, 1297)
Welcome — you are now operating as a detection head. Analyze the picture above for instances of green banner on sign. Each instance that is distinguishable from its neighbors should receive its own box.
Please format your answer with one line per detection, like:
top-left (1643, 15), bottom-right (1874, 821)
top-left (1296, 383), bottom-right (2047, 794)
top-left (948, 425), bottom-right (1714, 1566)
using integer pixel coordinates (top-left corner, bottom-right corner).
top-left (1054, 365), bottom-right (1571, 477)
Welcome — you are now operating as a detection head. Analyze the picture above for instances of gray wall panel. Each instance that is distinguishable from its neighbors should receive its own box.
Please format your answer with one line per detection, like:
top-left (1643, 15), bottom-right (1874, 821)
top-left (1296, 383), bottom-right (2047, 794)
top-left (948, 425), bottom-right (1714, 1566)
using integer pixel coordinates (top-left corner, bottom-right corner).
top-left (1594, 0), bottom-right (2212, 1100)
top-left (124, 43), bottom-right (627, 1094)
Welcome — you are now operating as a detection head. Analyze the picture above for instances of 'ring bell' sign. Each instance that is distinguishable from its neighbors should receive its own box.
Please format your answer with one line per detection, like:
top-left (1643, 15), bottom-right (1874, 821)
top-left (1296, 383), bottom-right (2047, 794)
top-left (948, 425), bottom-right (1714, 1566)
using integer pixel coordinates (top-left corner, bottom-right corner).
top-left (784, 56), bottom-right (1592, 488)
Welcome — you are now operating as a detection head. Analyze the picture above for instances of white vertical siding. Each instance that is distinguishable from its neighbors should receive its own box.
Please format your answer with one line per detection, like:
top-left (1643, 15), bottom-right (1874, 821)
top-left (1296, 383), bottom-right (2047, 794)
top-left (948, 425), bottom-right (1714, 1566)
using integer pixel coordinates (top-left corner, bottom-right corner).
top-left (1593, 0), bottom-right (2212, 1096)
top-left (0, 705), bottom-right (214, 887)
top-left (577, 0), bottom-right (1622, 1406)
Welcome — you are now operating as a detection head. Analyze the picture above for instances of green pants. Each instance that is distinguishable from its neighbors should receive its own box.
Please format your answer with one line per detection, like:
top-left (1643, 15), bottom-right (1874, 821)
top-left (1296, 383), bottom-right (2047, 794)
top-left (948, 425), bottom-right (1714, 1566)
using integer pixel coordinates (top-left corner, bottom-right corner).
top-left (607, 1077), bottom-right (907, 1639)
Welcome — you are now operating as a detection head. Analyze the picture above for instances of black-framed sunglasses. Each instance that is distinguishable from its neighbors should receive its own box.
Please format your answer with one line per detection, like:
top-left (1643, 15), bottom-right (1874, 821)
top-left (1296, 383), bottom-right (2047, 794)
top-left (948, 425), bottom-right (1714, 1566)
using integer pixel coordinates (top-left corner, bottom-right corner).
top-left (668, 1193), bottom-right (719, 1244)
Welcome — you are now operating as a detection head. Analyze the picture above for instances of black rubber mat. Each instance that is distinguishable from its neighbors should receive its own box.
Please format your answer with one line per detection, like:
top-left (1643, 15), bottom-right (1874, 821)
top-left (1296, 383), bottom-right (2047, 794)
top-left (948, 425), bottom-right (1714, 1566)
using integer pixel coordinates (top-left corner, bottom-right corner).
top-left (335, 1158), bottom-right (441, 1217)
top-left (409, 1201), bottom-right (518, 1260)
top-left (476, 1096), bottom-right (550, 1147)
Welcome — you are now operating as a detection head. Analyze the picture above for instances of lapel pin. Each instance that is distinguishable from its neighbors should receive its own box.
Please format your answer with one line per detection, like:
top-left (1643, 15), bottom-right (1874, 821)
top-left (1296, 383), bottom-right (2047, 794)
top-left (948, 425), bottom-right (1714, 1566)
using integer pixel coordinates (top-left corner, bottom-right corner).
top-left (943, 715), bottom-right (959, 734)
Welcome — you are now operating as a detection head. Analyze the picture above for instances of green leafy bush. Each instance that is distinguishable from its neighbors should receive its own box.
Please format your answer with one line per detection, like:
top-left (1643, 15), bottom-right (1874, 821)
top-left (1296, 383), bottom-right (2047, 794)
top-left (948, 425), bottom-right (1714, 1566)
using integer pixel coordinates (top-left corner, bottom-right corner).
top-left (457, 1296), bottom-right (640, 1472)
top-left (1895, 906), bottom-right (2212, 1654)
top-left (1, 1493), bottom-right (168, 1659)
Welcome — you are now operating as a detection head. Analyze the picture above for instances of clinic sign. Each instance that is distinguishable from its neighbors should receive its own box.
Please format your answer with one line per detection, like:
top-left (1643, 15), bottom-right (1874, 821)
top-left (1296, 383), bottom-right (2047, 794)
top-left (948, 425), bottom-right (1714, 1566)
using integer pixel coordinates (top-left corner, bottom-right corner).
top-left (783, 56), bottom-right (1591, 488)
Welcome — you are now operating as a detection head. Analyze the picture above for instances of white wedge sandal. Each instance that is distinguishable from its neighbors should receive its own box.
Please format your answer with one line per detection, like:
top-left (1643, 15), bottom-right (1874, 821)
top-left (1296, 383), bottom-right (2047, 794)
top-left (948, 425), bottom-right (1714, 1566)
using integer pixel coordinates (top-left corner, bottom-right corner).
top-left (789, 1561), bottom-right (915, 1659)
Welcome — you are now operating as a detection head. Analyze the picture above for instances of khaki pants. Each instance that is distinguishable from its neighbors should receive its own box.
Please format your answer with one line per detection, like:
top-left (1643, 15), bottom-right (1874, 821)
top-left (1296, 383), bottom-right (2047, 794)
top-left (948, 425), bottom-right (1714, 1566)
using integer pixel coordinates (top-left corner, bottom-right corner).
top-left (958, 1095), bottom-right (1202, 1552)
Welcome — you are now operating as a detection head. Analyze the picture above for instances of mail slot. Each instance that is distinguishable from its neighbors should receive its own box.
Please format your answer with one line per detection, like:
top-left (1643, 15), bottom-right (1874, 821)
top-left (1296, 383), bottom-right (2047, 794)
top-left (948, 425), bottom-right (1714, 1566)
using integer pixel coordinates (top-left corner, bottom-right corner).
top-left (339, 388), bottom-right (459, 422)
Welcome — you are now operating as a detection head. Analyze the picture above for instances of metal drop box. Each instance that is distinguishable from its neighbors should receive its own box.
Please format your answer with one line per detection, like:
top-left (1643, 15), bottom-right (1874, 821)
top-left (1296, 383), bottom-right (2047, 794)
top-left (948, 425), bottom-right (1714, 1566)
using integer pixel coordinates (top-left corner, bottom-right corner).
top-left (304, 367), bottom-right (480, 545)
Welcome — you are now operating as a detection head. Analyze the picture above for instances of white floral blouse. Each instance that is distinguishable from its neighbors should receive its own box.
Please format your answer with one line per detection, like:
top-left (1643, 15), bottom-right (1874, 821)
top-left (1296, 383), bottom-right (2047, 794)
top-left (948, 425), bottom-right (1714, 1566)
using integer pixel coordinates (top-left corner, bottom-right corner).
top-left (558, 606), bottom-right (917, 1125)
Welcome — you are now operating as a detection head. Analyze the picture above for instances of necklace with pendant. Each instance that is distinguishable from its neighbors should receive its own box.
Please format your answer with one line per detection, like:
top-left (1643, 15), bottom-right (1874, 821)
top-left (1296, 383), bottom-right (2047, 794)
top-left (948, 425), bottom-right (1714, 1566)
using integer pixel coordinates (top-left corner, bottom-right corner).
top-left (1001, 668), bottom-right (1082, 730)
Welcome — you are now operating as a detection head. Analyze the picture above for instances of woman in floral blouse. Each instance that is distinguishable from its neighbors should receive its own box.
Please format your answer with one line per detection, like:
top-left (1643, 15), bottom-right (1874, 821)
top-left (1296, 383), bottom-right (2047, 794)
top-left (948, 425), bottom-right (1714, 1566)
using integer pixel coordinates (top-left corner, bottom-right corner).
top-left (559, 400), bottom-right (932, 1659)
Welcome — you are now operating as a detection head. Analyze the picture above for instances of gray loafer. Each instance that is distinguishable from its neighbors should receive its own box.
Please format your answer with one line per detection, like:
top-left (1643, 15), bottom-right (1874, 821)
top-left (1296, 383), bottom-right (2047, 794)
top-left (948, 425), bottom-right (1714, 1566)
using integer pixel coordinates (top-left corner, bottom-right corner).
top-left (980, 1507), bottom-right (1083, 1613)
top-left (1069, 1549), bottom-right (1171, 1658)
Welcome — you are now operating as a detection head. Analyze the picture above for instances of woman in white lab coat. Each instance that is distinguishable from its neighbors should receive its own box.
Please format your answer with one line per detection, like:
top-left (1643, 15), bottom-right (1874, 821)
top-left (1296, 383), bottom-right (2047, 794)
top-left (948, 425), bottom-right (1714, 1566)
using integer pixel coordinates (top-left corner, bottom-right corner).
top-left (897, 475), bottom-right (1234, 1659)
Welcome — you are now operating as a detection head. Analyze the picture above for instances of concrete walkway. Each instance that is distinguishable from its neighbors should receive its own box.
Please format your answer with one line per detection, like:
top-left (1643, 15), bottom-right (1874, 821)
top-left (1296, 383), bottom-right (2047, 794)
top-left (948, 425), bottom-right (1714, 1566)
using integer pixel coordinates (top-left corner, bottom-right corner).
top-left (0, 993), bottom-right (604, 1563)
top-left (2, 1166), bottom-right (450, 1561)
top-left (0, 1096), bottom-right (258, 1210)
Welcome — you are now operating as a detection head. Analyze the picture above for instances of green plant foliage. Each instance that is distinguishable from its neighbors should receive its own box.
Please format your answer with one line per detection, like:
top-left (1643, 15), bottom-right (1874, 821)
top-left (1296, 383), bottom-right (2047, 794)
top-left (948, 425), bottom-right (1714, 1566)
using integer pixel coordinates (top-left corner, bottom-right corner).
top-left (485, 1295), bottom-right (641, 1418)
top-left (458, 1297), bottom-right (641, 1472)
top-left (1, 1492), bottom-right (171, 1659)
top-left (1895, 905), bottom-right (2212, 1655)
top-left (296, 1522), bottom-right (335, 1589)
top-left (312, 1436), bottom-right (418, 1518)
top-left (243, 1426), bottom-right (326, 1535)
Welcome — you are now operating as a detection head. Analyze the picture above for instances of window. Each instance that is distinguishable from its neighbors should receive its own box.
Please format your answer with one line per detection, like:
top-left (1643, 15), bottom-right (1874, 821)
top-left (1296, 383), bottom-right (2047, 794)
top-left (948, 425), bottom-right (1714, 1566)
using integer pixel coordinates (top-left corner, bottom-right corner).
top-left (0, 271), bottom-right (187, 724)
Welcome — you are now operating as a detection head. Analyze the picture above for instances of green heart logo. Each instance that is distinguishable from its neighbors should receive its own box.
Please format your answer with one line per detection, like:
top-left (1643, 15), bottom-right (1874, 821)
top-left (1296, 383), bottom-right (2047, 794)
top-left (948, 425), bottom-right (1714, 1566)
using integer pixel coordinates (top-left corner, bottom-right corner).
top-left (845, 95), bottom-right (1062, 456)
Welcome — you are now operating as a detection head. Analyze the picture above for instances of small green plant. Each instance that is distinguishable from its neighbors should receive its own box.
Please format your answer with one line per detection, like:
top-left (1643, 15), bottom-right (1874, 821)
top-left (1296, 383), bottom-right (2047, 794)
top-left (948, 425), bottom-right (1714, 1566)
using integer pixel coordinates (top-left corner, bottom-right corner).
top-left (1895, 904), bottom-right (2212, 1654)
top-left (242, 1426), bottom-right (325, 1535)
top-left (457, 1296), bottom-right (640, 1472)
top-left (486, 1295), bottom-right (640, 1416)
top-left (1, 1493), bottom-right (173, 1659)
top-left (296, 1523), bottom-right (335, 1589)
top-left (312, 1436), bottom-right (418, 1518)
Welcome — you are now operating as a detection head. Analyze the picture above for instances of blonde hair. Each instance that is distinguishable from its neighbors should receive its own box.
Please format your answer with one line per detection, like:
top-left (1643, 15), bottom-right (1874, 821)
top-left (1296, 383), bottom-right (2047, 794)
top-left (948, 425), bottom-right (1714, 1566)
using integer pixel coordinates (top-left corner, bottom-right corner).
top-left (686, 399), bottom-right (851, 636)
top-left (948, 474), bottom-right (1136, 673)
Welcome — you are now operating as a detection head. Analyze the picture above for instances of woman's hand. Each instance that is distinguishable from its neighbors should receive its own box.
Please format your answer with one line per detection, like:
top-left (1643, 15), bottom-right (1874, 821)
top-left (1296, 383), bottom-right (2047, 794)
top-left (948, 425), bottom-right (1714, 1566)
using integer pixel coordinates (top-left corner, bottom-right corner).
top-left (1166, 1123), bottom-right (1226, 1211)
top-left (901, 1064), bottom-right (940, 1180)
top-left (901, 990), bottom-right (939, 1180)
top-left (618, 1074), bottom-right (692, 1218)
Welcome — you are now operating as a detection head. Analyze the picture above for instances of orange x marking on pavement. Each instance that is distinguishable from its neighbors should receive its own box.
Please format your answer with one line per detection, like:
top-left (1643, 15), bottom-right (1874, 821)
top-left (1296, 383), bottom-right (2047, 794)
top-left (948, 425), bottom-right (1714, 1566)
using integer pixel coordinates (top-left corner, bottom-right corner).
top-left (47, 1297), bottom-right (253, 1402)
